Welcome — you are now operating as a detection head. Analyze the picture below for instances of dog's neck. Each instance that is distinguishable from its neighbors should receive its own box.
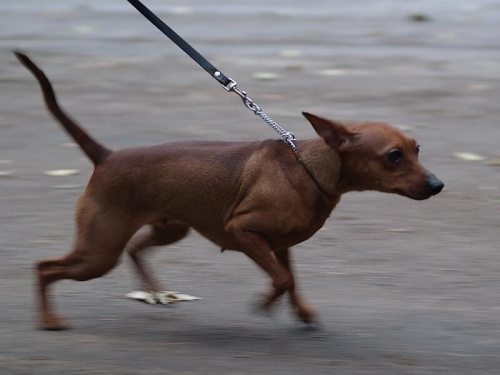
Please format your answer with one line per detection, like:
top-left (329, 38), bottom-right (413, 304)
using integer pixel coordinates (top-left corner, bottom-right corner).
top-left (296, 139), bottom-right (342, 197)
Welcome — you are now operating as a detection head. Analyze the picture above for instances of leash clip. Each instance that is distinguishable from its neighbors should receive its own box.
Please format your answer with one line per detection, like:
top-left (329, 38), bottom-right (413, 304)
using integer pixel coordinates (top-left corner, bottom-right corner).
top-left (222, 78), bottom-right (238, 92)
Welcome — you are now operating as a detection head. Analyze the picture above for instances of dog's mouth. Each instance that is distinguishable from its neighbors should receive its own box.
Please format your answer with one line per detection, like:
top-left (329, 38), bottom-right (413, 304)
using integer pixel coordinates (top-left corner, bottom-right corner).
top-left (394, 184), bottom-right (444, 201)
top-left (407, 191), bottom-right (434, 201)
top-left (394, 188), bottom-right (426, 201)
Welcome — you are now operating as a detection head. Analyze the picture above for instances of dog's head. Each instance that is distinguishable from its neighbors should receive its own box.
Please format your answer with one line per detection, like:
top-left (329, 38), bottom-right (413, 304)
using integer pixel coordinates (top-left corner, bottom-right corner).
top-left (303, 112), bottom-right (443, 200)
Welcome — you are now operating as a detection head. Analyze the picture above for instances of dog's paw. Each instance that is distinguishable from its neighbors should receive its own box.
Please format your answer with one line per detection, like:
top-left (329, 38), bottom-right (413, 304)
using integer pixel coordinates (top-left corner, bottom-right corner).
top-left (251, 294), bottom-right (279, 318)
top-left (39, 313), bottom-right (68, 331)
top-left (252, 303), bottom-right (275, 318)
top-left (299, 320), bottom-right (322, 332)
top-left (296, 305), bottom-right (318, 325)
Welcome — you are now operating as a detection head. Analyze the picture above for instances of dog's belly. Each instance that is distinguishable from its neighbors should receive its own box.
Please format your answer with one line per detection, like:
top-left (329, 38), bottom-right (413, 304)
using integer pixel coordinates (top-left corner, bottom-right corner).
top-left (192, 222), bottom-right (327, 252)
top-left (186, 204), bottom-right (334, 252)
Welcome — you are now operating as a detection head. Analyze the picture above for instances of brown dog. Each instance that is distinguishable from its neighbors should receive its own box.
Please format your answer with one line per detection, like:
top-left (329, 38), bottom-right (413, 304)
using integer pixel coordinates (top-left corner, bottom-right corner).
top-left (15, 52), bottom-right (443, 330)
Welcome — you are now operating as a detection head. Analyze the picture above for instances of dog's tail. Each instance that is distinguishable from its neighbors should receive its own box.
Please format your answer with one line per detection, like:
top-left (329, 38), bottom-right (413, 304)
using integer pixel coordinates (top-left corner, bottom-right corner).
top-left (14, 51), bottom-right (111, 166)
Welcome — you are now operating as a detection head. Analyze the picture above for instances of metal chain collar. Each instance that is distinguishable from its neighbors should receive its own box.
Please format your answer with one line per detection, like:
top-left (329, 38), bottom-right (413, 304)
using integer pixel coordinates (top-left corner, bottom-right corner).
top-left (222, 77), bottom-right (298, 157)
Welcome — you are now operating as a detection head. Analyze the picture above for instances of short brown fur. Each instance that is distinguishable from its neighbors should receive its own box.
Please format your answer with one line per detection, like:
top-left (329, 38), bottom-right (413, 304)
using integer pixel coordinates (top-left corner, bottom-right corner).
top-left (15, 52), bottom-right (443, 330)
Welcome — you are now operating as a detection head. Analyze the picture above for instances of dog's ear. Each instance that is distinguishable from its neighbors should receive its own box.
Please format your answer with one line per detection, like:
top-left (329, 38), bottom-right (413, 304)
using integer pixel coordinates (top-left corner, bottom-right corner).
top-left (302, 112), bottom-right (355, 150)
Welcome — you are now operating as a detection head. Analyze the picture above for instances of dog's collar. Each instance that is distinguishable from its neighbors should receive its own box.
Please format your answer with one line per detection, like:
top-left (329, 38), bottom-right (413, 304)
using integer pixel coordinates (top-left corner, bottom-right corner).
top-left (295, 152), bottom-right (337, 199)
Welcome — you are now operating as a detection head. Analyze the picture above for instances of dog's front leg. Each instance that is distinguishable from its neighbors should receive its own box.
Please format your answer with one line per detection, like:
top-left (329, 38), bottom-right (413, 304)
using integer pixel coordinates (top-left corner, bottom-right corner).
top-left (226, 219), bottom-right (300, 318)
top-left (256, 248), bottom-right (317, 323)
top-left (235, 231), bottom-right (294, 292)
top-left (273, 248), bottom-right (316, 323)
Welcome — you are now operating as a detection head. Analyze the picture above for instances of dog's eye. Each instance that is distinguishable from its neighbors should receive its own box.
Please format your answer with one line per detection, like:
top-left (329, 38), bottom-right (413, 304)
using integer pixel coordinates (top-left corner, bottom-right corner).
top-left (416, 145), bottom-right (420, 154)
top-left (387, 149), bottom-right (403, 163)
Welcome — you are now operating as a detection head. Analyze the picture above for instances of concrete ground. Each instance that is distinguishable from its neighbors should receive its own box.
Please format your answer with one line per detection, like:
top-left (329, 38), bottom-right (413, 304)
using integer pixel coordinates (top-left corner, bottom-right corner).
top-left (1, 1), bottom-right (499, 374)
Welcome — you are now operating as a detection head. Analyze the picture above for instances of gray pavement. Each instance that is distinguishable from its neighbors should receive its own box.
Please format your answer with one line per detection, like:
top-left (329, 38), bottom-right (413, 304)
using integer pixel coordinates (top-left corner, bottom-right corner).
top-left (1, 1), bottom-right (500, 374)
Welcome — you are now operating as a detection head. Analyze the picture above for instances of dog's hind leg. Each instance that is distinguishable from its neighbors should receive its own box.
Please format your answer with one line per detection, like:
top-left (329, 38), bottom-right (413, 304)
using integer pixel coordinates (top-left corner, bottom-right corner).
top-left (36, 201), bottom-right (137, 330)
top-left (37, 245), bottom-right (128, 330)
top-left (37, 250), bottom-right (121, 330)
top-left (126, 221), bottom-right (190, 292)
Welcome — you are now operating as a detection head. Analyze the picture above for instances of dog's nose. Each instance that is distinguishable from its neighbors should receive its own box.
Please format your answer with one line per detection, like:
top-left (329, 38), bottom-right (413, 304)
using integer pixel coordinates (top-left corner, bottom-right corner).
top-left (427, 176), bottom-right (444, 196)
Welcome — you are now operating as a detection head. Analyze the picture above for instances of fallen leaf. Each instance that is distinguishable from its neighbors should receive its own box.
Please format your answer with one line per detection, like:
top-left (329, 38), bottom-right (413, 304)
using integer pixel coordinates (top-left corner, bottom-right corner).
top-left (317, 69), bottom-right (347, 76)
top-left (368, 29), bottom-right (387, 37)
top-left (167, 292), bottom-right (202, 301)
top-left (466, 84), bottom-right (489, 92)
top-left (437, 33), bottom-right (457, 41)
top-left (126, 291), bottom-right (202, 305)
top-left (44, 169), bottom-right (80, 177)
top-left (453, 152), bottom-right (486, 162)
top-left (387, 228), bottom-right (412, 233)
top-left (280, 49), bottom-right (302, 57)
top-left (71, 26), bottom-right (96, 34)
top-left (252, 72), bottom-right (280, 81)
top-left (485, 158), bottom-right (500, 166)
top-left (0, 170), bottom-right (14, 177)
top-left (478, 186), bottom-right (497, 191)
top-left (169, 7), bottom-right (193, 15)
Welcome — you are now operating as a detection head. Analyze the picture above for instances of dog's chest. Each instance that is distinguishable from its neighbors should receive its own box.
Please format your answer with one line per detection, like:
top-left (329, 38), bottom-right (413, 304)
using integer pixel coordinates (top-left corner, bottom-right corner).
top-left (262, 193), bottom-right (340, 249)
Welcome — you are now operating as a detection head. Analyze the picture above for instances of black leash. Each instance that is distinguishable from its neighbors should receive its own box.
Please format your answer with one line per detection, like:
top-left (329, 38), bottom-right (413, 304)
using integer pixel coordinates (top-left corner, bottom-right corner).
top-left (127, 0), bottom-right (298, 154)
top-left (127, 0), bottom-right (231, 88)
